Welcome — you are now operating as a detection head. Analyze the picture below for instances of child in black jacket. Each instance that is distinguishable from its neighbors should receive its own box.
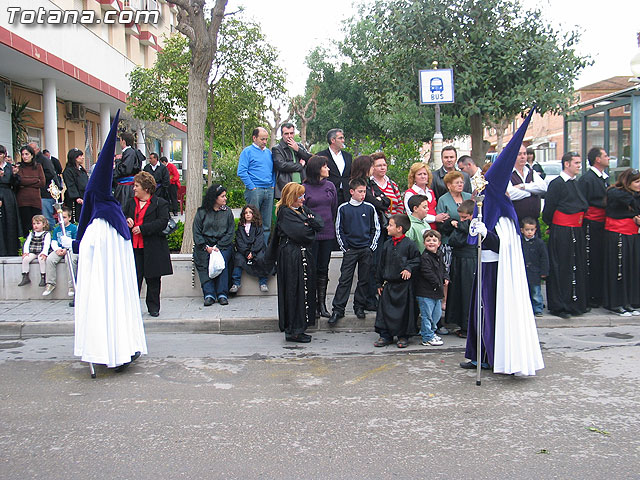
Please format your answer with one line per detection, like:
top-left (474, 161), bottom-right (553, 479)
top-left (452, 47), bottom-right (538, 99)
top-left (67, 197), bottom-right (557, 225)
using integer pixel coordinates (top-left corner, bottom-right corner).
top-left (415, 229), bottom-right (449, 346)
top-left (520, 217), bottom-right (549, 316)
top-left (230, 205), bottom-right (269, 293)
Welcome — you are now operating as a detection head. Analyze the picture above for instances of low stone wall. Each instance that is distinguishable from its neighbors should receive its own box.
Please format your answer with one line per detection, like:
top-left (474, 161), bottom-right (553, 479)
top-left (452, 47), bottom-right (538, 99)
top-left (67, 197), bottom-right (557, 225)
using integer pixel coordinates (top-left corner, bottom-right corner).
top-left (0, 251), bottom-right (357, 300)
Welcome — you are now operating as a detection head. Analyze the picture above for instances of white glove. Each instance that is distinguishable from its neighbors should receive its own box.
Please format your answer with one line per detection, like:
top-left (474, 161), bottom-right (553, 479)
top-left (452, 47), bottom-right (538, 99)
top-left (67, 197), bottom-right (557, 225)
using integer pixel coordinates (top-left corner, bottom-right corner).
top-left (59, 235), bottom-right (73, 249)
top-left (469, 219), bottom-right (487, 239)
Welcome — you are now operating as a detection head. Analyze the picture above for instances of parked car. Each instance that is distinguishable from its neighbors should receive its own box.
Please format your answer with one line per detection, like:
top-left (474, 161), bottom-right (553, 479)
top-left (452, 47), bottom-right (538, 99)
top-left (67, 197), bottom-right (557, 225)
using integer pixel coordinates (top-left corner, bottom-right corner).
top-left (538, 161), bottom-right (561, 185)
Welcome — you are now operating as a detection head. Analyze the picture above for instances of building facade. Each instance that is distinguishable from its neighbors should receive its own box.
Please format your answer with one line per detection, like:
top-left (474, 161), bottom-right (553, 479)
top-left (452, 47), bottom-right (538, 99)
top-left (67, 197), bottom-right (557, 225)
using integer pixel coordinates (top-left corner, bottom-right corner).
top-left (0, 0), bottom-right (186, 168)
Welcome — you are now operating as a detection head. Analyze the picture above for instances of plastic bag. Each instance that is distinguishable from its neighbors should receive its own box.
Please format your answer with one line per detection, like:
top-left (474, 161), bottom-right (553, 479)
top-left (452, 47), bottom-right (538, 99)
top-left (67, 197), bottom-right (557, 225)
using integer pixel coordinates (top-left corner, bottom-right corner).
top-left (208, 249), bottom-right (225, 278)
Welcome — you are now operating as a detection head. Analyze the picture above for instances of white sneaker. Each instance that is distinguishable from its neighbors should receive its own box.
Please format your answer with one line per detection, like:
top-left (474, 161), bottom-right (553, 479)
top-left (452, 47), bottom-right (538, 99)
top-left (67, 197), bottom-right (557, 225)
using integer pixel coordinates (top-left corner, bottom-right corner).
top-left (422, 337), bottom-right (444, 346)
top-left (618, 311), bottom-right (633, 317)
top-left (630, 310), bottom-right (640, 316)
top-left (433, 334), bottom-right (442, 342)
top-left (67, 287), bottom-right (75, 297)
top-left (42, 284), bottom-right (55, 296)
top-left (229, 284), bottom-right (239, 294)
top-left (260, 284), bottom-right (269, 293)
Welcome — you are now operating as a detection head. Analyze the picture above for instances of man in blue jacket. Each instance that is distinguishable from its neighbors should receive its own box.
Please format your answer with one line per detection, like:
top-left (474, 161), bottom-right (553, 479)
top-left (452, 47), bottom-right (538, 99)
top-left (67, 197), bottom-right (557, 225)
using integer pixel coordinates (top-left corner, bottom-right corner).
top-left (237, 127), bottom-right (276, 243)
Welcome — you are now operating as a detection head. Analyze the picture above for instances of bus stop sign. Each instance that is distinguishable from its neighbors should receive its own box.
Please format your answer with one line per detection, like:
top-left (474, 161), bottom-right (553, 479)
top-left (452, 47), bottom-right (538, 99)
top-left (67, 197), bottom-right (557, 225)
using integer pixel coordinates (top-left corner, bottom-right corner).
top-left (419, 68), bottom-right (454, 104)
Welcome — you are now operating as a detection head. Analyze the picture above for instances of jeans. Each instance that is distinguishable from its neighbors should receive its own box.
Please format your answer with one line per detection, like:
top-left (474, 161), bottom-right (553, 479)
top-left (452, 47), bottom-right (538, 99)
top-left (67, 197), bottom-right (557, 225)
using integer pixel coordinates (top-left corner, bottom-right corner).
top-left (45, 250), bottom-right (78, 287)
top-left (417, 296), bottom-right (441, 342)
top-left (529, 283), bottom-right (543, 314)
top-left (41, 198), bottom-right (56, 230)
top-left (231, 266), bottom-right (267, 287)
top-left (201, 246), bottom-right (233, 300)
top-left (244, 187), bottom-right (274, 245)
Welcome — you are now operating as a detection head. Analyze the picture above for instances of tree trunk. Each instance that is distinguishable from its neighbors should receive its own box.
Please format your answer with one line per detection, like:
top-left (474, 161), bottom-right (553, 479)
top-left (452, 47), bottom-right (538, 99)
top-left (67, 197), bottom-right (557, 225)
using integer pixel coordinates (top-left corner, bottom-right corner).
top-left (180, 71), bottom-right (208, 254)
top-left (174, 0), bottom-right (227, 254)
top-left (495, 124), bottom-right (505, 154)
top-left (207, 88), bottom-right (215, 188)
top-left (469, 113), bottom-right (486, 165)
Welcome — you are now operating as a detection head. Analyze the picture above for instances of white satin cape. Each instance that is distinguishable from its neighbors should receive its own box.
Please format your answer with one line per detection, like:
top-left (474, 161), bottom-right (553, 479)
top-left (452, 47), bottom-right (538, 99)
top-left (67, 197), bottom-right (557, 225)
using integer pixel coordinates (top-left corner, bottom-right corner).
top-left (74, 219), bottom-right (147, 367)
top-left (493, 217), bottom-right (544, 376)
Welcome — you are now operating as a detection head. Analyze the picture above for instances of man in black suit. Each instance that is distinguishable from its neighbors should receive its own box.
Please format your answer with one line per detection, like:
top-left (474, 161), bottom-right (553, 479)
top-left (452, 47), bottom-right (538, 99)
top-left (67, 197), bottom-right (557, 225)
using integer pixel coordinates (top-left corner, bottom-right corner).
top-left (431, 145), bottom-right (472, 200)
top-left (316, 128), bottom-right (352, 205)
top-left (143, 152), bottom-right (171, 201)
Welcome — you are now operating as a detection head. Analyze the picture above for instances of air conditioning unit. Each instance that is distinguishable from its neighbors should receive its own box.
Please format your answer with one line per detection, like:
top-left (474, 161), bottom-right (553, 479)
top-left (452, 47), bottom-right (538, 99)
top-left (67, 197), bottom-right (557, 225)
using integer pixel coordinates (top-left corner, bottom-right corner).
top-left (67, 102), bottom-right (86, 121)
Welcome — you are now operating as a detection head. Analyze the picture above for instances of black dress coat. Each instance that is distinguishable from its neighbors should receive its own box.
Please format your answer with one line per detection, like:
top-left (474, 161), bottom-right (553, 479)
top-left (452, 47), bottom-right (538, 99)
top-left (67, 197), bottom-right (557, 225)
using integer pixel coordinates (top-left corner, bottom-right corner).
top-left (316, 148), bottom-right (353, 205)
top-left (375, 236), bottom-right (421, 337)
top-left (143, 163), bottom-right (171, 201)
top-left (114, 147), bottom-right (143, 206)
top-left (123, 195), bottom-right (173, 279)
top-left (0, 163), bottom-right (22, 255)
top-left (63, 164), bottom-right (89, 221)
top-left (270, 205), bottom-right (323, 335)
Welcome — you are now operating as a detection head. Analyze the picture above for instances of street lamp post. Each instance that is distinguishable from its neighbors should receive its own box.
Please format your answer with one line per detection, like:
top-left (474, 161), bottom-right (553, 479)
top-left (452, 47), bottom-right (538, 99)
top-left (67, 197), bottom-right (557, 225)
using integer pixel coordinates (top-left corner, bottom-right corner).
top-left (431, 61), bottom-right (444, 169)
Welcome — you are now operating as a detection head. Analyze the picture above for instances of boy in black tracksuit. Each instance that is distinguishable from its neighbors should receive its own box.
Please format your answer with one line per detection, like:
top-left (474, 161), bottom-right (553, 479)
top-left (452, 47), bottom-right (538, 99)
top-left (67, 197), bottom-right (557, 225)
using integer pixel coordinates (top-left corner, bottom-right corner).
top-left (329, 178), bottom-right (381, 325)
top-left (520, 217), bottom-right (549, 316)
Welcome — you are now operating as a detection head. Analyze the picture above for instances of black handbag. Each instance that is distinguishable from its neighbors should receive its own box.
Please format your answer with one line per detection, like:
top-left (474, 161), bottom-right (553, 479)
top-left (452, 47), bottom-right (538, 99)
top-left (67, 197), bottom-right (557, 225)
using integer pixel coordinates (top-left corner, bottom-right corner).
top-left (162, 217), bottom-right (178, 236)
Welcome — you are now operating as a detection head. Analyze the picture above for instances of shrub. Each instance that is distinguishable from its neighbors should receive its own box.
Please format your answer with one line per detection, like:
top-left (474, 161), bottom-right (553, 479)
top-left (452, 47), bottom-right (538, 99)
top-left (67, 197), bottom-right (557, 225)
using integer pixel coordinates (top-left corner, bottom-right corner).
top-left (167, 221), bottom-right (185, 252)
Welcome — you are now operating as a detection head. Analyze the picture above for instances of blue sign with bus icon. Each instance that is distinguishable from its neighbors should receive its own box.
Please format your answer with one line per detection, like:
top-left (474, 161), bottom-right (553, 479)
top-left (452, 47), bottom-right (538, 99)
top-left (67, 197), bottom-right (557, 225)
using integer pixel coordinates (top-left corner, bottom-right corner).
top-left (419, 68), bottom-right (454, 104)
top-left (430, 77), bottom-right (444, 93)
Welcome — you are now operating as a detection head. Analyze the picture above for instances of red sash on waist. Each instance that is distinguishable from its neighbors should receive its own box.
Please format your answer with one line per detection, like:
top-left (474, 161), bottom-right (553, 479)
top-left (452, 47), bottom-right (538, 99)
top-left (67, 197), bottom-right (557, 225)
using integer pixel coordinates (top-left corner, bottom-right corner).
top-left (552, 211), bottom-right (584, 228)
top-left (605, 217), bottom-right (638, 236)
top-left (585, 206), bottom-right (606, 222)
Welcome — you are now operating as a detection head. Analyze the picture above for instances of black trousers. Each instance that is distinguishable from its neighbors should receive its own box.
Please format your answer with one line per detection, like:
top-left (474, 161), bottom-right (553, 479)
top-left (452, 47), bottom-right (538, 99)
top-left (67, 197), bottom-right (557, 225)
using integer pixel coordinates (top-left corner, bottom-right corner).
top-left (134, 248), bottom-right (161, 314)
top-left (168, 184), bottom-right (179, 213)
top-left (332, 247), bottom-right (372, 314)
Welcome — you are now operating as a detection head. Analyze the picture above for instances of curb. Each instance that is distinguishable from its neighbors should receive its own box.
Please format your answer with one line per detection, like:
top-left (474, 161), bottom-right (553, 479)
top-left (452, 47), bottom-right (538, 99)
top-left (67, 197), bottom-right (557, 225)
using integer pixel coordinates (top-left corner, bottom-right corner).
top-left (0, 312), bottom-right (637, 340)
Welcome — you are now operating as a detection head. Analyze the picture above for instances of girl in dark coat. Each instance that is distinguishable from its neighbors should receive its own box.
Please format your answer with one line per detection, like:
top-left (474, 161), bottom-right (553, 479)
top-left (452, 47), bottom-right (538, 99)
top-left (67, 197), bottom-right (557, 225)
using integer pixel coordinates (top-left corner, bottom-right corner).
top-left (63, 148), bottom-right (89, 223)
top-left (123, 171), bottom-right (173, 317)
top-left (0, 144), bottom-right (22, 255)
top-left (230, 205), bottom-right (269, 293)
top-left (270, 182), bottom-right (323, 343)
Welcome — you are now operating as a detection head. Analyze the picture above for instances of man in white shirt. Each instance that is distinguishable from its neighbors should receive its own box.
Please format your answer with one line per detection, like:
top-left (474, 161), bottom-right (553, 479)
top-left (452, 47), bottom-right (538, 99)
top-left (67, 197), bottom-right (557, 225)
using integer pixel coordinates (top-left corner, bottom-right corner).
top-left (316, 128), bottom-right (353, 205)
top-left (507, 144), bottom-right (547, 228)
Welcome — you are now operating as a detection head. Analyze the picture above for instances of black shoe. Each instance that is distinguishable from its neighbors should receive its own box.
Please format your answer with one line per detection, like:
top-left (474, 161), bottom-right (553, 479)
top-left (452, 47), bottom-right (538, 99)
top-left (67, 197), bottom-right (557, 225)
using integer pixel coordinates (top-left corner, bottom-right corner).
top-left (204, 296), bottom-right (215, 306)
top-left (18, 273), bottom-right (30, 287)
top-left (149, 311), bottom-right (159, 317)
top-left (286, 334), bottom-right (312, 343)
top-left (460, 361), bottom-right (491, 370)
top-left (364, 302), bottom-right (378, 312)
top-left (551, 310), bottom-right (571, 319)
top-left (328, 311), bottom-right (343, 325)
top-left (354, 308), bottom-right (366, 319)
top-left (218, 296), bottom-right (228, 306)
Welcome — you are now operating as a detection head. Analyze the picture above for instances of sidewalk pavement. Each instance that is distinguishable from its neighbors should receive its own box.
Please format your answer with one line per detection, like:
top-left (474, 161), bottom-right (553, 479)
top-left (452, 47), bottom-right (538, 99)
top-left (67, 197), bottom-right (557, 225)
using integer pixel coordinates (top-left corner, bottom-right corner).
top-left (0, 295), bottom-right (637, 339)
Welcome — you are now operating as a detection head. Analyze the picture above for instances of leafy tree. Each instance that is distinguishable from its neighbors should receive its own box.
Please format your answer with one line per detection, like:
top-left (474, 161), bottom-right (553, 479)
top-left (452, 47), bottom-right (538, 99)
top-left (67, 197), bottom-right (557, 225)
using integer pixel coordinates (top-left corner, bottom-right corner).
top-left (342, 0), bottom-right (590, 163)
top-left (163, 0), bottom-right (227, 253)
top-left (127, 4), bottom-right (286, 251)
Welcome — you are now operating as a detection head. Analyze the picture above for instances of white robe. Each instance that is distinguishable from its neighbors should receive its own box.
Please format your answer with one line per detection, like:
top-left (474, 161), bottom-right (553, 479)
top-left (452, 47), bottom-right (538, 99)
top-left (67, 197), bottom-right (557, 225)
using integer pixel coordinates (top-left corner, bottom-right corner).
top-left (74, 218), bottom-right (147, 367)
top-left (493, 217), bottom-right (544, 376)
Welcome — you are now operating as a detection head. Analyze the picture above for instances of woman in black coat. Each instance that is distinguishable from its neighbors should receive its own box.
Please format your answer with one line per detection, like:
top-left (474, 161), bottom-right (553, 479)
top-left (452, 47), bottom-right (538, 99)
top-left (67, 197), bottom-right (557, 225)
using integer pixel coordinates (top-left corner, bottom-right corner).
top-left (123, 171), bottom-right (173, 317)
top-left (0, 144), bottom-right (22, 255)
top-left (269, 182), bottom-right (323, 343)
top-left (62, 148), bottom-right (89, 223)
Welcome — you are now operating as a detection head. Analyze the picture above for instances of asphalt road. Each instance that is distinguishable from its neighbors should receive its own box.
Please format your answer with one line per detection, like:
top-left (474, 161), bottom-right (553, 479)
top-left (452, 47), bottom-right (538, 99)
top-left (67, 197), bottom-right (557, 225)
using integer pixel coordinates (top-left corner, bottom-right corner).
top-left (1, 327), bottom-right (639, 480)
